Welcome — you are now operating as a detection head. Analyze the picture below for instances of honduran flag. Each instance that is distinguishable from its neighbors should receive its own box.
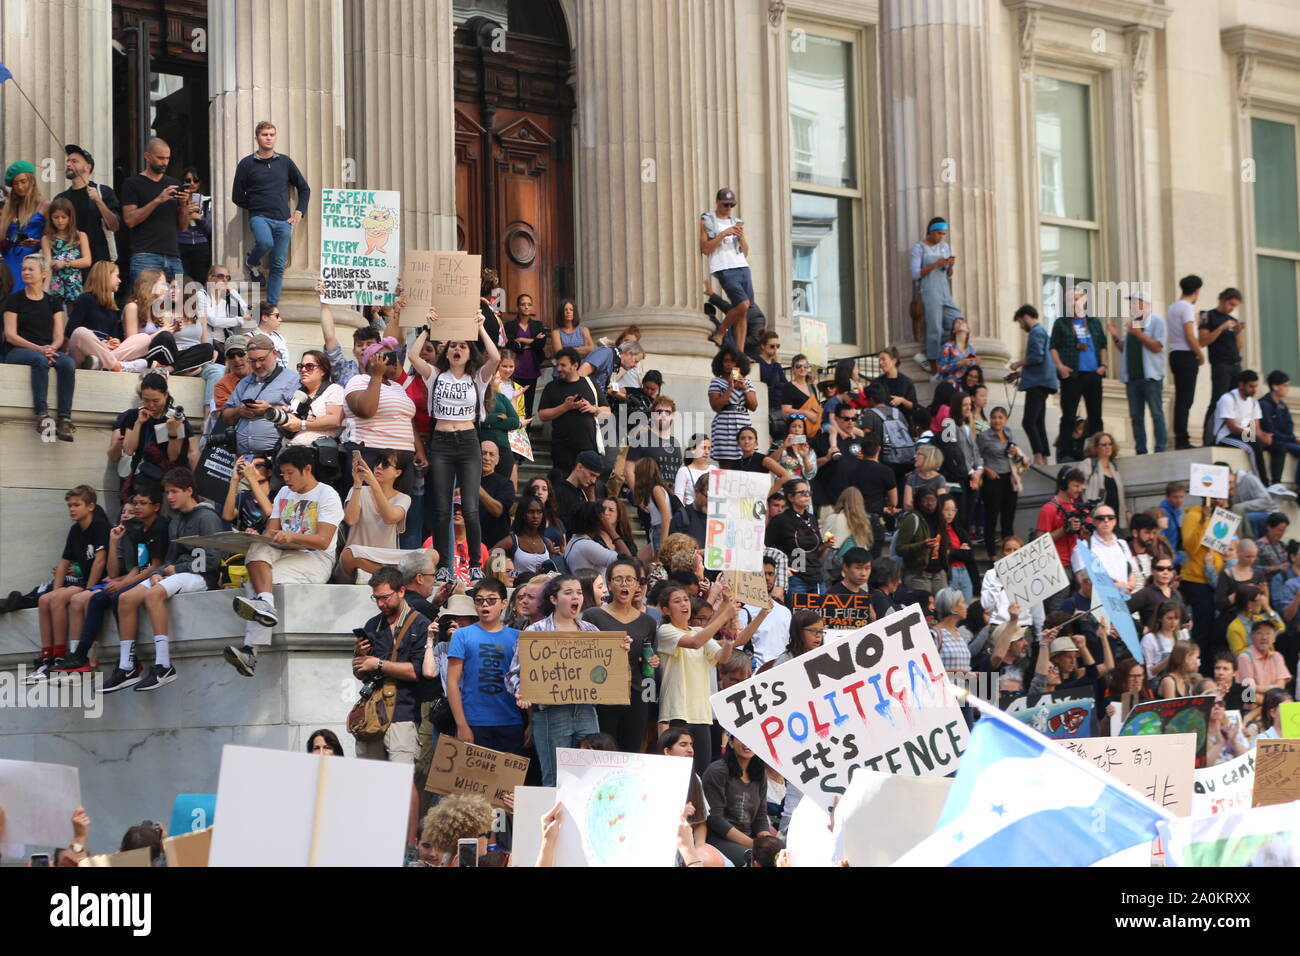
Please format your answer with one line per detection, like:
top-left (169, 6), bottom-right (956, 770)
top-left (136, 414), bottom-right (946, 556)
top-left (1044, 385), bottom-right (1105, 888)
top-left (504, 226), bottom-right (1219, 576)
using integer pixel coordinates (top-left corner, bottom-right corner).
top-left (895, 702), bottom-right (1173, 866)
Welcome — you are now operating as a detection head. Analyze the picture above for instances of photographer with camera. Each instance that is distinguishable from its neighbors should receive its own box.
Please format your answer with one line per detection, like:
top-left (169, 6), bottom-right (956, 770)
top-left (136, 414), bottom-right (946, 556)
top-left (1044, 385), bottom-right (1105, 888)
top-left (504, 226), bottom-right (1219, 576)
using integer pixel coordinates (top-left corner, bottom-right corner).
top-left (1070, 504), bottom-right (1140, 595)
top-left (115, 372), bottom-right (194, 499)
top-left (1036, 467), bottom-right (1088, 587)
top-left (219, 333), bottom-right (300, 457)
top-left (351, 566), bottom-right (429, 763)
top-left (222, 453), bottom-right (273, 533)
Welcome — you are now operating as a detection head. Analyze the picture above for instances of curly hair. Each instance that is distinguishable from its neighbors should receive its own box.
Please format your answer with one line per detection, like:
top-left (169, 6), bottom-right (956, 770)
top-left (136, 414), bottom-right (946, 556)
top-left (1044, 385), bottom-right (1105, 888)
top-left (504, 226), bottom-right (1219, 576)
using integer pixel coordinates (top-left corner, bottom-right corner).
top-left (421, 794), bottom-right (495, 854)
top-left (658, 532), bottom-right (700, 573)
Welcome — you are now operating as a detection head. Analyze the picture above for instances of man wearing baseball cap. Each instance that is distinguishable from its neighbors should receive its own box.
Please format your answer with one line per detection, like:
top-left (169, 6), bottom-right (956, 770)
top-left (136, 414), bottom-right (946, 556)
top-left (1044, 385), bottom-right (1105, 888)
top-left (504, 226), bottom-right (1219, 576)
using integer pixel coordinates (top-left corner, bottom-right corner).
top-left (700, 187), bottom-right (759, 353)
top-left (55, 145), bottom-right (120, 269)
top-left (1110, 289), bottom-right (1168, 454)
top-left (213, 334), bottom-right (253, 412)
top-left (219, 332), bottom-right (299, 455)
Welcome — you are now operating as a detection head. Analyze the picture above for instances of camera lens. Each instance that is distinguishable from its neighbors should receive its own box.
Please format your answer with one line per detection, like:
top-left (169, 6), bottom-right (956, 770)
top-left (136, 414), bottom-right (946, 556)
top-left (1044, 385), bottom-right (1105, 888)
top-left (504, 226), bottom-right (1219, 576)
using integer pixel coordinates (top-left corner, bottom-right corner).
top-left (263, 407), bottom-right (290, 426)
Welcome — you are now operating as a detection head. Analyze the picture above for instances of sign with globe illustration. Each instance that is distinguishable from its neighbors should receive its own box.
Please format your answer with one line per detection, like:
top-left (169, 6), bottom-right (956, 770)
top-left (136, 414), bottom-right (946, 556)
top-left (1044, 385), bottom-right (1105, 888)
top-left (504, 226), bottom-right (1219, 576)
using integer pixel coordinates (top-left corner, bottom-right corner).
top-left (1198, 506), bottom-right (1241, 556)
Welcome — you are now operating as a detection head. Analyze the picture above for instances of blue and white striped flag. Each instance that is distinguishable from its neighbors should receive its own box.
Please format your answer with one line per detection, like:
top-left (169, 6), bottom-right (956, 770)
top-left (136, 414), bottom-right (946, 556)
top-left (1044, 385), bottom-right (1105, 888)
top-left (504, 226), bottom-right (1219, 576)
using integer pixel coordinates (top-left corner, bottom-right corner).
top-left (895, 701), bottom-right (1174, 866)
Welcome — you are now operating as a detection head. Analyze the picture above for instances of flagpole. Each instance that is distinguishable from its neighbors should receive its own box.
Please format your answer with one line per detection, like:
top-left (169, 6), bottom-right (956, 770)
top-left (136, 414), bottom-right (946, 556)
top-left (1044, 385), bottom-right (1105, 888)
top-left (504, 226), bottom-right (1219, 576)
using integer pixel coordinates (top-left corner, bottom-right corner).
top-left (4, 74), bottom-right (65, 154)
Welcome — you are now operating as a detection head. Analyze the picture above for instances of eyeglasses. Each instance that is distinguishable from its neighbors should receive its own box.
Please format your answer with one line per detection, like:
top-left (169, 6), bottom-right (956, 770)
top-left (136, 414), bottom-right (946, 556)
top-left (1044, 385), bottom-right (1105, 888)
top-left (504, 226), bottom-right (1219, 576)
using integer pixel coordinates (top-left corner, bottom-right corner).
top-left (1154, 565), bottom-right (1174, 572)
top-left (787, 413), bottom-right (806, 421)
top-left (793, 363), bottom-right (811, 370)
top-left (297, 363), bottom-right (320, 371)
top-left (803, 627), bottom-right (825, 636)
top-left (1094, 514), bottom-right (1117, 522)
top-left (370, 591), bottom-right (398, 603)
top-left (225, 350), bottom-right (246, 359)
top-left (610, 576), bottom-right (639, 586)
top-left (791, 488), bottom-right (811, 496)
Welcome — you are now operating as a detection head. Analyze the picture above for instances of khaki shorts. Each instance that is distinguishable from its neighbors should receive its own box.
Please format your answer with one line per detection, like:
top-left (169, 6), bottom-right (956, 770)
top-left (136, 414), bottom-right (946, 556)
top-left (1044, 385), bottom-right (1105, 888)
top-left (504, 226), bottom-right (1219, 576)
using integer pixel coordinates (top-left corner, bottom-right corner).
top-left (354, 719), bottom-right (419, 764)
top-left (245, 541), bottom-right (332, 584)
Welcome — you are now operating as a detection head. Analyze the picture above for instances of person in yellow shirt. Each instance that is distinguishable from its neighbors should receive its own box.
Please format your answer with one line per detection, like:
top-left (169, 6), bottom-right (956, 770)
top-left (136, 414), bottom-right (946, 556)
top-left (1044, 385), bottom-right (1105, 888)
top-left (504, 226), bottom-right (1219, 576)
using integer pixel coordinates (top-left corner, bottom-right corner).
top-left (1224, 584), bottom-right (1284, 657)
top-left (1180, 497), bottom-right (1228, 660)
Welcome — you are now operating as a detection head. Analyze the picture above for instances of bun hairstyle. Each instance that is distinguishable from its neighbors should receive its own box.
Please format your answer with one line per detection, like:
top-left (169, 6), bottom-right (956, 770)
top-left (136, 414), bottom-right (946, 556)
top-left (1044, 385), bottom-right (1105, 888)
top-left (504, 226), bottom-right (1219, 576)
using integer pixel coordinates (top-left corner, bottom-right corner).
top-left (360, 336), bottom-right (400, 366)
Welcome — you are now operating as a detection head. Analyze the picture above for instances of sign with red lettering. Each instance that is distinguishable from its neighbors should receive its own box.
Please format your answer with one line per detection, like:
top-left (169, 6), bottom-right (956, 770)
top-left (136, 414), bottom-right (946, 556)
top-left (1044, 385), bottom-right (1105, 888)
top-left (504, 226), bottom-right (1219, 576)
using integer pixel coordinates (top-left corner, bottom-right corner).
top-left (709, 605), bottom-right (968, 813)
top-left (704, 468), bottom-right (768, 572)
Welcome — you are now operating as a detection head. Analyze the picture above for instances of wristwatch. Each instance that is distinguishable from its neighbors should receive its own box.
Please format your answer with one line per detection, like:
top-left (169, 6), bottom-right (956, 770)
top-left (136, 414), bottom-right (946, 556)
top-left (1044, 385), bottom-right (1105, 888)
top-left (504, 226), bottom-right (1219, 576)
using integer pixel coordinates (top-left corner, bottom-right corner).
top-left (376, 660), bottom-right (383, 675)
top-left (69, 842), bottom-right (84, 854)
top-left (299, 417), bottom-right (308, 433)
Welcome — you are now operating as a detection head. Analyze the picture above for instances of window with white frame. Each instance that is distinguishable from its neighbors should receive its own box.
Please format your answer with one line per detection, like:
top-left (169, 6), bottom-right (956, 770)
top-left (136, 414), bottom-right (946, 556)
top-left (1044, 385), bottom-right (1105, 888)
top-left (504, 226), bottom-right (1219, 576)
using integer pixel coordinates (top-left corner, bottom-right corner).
top-left (788, 27), bottom-right (860, 344)
top-left (1252, 116), bottom-right (1300, 383)
top-left (1035, 75), bottom-right (1099, 324)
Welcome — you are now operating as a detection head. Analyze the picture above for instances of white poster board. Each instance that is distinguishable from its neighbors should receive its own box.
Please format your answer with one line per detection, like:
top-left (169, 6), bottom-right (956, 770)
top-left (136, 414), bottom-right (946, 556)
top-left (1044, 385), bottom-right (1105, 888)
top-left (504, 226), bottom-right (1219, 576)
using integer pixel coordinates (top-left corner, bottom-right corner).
top-left (1189, 463), bottom-right (1230, 500)
top-left (710, 606), bottom-right (967, 813)
top-left (799, 317), bottom-right (828, 367)
top-left (209, 745), bottom-right (411, 867)
top-left (785, 799), bottom-right (836, 867)
top-left (552, 748), bottom-right (690, 867)
top-left (509, 785), bottom-right (557, 868)
top-left (0, 758), bottom-right (80, 848)
top-left (704, 468), bottom-right (769, 572)
top-left (831, 769), bottom-right (953, 867)
top-left (993, 533), bottom-right (1070, 609)
top-left (320, 188), bottom-right (401, 306)
top-left (1192, 749), bottom-right (1255, 817)
top-left (1059, 733), bottom-right (1196, 817)
top-left (1199, 507), bottom-right (1242, 556)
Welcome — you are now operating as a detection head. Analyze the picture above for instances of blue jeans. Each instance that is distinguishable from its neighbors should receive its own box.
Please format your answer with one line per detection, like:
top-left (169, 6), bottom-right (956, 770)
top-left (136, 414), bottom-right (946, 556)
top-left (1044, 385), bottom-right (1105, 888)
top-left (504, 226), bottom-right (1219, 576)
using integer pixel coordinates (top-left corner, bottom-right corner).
top-left (73, 581), bottom-right (143, 656)
top-left (5, 347), bottom-right (76, 418)
top-left (198, 362), bottom-right (224, 412)
top-left (785, 575), bottom-right (824, 597)
top-left (948, 564), bottom-right (973, 602)
top-left (530, 704), bottom-right (599, 787)
top-left (130, 253), bottom-right (183, 283)
top-left (1126, 378), bottom-right (1167, 454)
top-left (472, 723), bottom-right (526, 757)
top-left (247, 216), bottom-right (292, 304)
top-left (713, 266), bottom-right (755, 310)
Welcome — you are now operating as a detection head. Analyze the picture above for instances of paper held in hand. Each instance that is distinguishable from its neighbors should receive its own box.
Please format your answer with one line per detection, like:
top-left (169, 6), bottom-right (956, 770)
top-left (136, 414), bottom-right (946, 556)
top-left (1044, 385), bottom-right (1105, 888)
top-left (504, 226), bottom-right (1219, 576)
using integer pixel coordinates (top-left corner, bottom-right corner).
top-left (993, 532), bottom-right (1069, 609)
top-left (516, 631), bottom-right (630, 706)
top-left (1189, 462), bottom-right (1230, 500)
top-left (1199, 506), bottom-right (1241, 556)
top-left (319, 188), bottom-right (401, 307)
top-left (402, 250), bottom-right (481, 338)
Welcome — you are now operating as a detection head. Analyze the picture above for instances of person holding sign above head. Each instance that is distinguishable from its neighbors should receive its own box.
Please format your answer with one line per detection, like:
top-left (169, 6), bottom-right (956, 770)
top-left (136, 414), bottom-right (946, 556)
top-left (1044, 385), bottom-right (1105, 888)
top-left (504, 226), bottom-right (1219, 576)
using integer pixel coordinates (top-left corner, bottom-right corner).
top-left (584, 558), bottom-right (660, 754)
top-left (351, 566), bottom-right (429, 763)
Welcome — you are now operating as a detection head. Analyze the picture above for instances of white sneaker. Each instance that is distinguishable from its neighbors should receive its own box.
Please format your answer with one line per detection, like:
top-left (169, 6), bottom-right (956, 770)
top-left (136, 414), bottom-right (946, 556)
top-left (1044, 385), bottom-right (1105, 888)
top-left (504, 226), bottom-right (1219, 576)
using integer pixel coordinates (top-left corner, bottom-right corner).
top-left (86, 356), bottom-right (103, 371)
top-left (232, 595), bottom-right (278, 628)
top-left (913, 352), bottom-right (932, 373)
top-left (119, 359), bottom-right (148, 374)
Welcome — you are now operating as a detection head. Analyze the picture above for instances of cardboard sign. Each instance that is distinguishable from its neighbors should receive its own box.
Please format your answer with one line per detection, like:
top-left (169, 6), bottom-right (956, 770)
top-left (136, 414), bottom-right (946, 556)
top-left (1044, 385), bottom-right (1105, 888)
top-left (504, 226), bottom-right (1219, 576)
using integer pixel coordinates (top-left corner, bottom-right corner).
top-left (1119, 695), bottom-right (1215, 768)
top-left (79, 847), bottom-right (152, 868)
top-left (320, 188), bottom-right (401, 306)
top-left (1060, 734), bottom-right (1196, 817)
top-left (1010, 695), bottom-right (1095, 740)
top-left (1193, 749), bottom-right (1255, 816)
top-left (509, 786), bottom-right (557, 868)
top-left (728, 570), bottom-right (771, 609)
top-left (163, 828), bottom-right (212, 867)
top-left (1281, 702), bottom-right (1300, 739)
top-left (209, 744), bottom-right (411, 867)
top-left (1080, 545), bottom-right (1142, 663)
top-left (799, 317), bottom-right (828, 366)
top-left (516, 631), bottom-right (630, 706)
top-left (994, 533), bottom-right (1070, 610)
top-left (402, 250), bottom-right (481, 337)
top-left (710, 606), bottom-right (968, 813)
top-left (424, 737), bottom-right (530, 808)
top-left (175, 531), bottom-right (308, 553)
top-left (1189, 463), bottom-right (1230, 500)
top-left (169, 793), bottom-right (216, 837)
top-left (1199, 506), bottom-right (1241, 555)
top-left (791, 590), bottom-right (874, 629)
top-left (704, 468), bottom-right (769, 572)
top-left (508, 428), bottom-right (534, 462)
top-left (0, 758), bottom-right (80, 848)
top-left (552, 748), bottom-right (690, 867)
top-left (1252, 739), bottom-right (1300, 808)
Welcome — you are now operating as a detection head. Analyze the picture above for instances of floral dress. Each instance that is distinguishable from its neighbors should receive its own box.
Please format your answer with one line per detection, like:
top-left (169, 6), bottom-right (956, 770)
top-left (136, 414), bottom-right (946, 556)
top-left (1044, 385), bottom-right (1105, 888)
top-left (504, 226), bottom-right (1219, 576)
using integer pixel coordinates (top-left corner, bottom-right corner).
top-left (49, 236), bottom-right (83, 302)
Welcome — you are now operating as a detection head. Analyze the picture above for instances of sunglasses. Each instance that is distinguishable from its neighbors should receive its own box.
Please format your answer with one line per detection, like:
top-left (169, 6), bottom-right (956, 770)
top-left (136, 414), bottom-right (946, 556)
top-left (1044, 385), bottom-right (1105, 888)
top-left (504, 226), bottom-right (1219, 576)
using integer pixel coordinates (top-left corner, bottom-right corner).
top-left (1154, 565), bottom-right (1174, 572)
top-left (723, 201), bottom-right (736, 208)
top-left (788, 413), bottom-right (807, 421)
top-left (212, 273), bottom-right (231, 280)
top-left (225, 350), bottom-right (246, 359)
top-left (297, 363), bottom-right (321, 371)
top-left (1095, 515), bottom-right (1117, 521)
top-left (472, 596), bottom-right (501, 605)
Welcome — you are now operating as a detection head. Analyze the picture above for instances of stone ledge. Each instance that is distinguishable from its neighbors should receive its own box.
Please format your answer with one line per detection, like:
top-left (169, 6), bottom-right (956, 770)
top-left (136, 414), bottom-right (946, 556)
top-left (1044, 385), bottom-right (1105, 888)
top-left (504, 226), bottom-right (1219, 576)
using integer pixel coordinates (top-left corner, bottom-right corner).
top-left (0, 364), bottom-right (206, 428)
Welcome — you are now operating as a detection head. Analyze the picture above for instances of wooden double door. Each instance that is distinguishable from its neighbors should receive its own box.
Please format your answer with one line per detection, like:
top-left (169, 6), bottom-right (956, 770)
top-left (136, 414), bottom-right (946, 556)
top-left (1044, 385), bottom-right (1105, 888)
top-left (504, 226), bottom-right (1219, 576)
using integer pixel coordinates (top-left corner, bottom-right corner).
top-left (454, 17), bottom-right (574, 326)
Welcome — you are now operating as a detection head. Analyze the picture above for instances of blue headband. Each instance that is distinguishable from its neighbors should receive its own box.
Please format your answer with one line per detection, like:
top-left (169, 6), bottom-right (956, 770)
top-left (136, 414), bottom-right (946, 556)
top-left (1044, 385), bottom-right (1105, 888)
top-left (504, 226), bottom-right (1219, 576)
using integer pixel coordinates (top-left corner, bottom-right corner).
top-left (930, 222), bottom-right (949, 232)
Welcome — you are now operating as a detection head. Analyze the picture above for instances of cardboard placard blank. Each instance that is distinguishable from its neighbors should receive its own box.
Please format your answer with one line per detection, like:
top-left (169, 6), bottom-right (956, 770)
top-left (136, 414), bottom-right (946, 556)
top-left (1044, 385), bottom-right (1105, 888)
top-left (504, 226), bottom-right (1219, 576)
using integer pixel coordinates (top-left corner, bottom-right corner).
top-left (163, 828), bottom-right (213, 867)
top-left (1252, 739), bottom-right (1300, 808)
top-left (516, 631), bottom-right (630, 706)
top-left (424, 737), bottom-right (530, 808)
top-left (79, 847), bottom-right (152, 868)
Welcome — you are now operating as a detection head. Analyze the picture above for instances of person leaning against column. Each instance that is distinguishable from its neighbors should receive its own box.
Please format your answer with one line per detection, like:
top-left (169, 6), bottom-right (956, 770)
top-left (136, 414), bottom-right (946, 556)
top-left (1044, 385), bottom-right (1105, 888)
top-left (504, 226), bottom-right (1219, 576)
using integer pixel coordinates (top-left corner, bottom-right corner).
top-left (1049, 286), bottom-right (1107, 460)
top-left (231, 121), bottom-right (311, 306)
top-left (1007, 304), bottom-right (1056, 467)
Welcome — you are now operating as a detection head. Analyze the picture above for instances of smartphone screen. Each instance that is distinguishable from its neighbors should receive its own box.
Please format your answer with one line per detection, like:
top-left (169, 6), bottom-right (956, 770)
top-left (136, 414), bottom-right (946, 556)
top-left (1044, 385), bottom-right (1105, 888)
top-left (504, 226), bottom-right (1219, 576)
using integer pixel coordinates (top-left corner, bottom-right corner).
top-left (30, 854), bottom-right (50, 867)
top-left (791, 435), bottom-right (807, 445)
top-left (457, 839), bottom-right (479, 868)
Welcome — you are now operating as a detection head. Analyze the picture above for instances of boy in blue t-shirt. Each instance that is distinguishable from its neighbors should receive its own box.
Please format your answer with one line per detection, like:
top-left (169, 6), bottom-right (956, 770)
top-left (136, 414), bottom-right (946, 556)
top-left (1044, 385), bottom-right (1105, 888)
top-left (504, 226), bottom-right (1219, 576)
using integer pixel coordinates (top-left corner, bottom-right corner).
top-left (447, 578), bottom-right (525, 755)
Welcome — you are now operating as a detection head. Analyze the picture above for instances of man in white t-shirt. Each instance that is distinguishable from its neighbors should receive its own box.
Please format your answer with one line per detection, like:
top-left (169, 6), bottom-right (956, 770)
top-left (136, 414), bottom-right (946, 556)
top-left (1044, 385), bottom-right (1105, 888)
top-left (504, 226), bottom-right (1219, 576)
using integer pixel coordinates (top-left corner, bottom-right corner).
top-left (226, 445), bottom-right (343, 677)
top-left (1070, 505), bottom-right (1139, 594)
top-left (1213, 368), bottom-right (1270, 478)
top-left (699, 187), bottom-right (756, 353)
top-left (748, 555), bottom-right (793, 670)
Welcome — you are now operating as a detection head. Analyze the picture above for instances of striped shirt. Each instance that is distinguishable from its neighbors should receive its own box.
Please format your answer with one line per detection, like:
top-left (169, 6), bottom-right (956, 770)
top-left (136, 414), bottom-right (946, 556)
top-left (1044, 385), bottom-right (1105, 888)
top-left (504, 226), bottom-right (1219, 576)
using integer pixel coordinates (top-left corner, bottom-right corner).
top-left (343, 375), bottom-right (416, 451)
top-left (708, 376), bottom-right (756, 461)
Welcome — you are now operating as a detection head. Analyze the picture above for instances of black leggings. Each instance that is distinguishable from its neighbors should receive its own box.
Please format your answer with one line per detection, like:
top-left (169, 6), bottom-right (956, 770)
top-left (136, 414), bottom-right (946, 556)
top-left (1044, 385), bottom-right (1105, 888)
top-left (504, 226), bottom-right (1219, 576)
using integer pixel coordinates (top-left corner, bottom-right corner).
top-left (1021, 386), bottom-right (1052, 458)
top-left (982, 472), bottom-right (1019, 558)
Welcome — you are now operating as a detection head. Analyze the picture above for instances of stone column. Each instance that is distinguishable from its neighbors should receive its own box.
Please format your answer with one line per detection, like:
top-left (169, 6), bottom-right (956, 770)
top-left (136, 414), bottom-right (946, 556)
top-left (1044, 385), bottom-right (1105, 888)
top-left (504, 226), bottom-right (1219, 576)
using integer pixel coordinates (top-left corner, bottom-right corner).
top-left (572, 0), bottom-right (711, 358)
top-left (343, 0), bottom-right (458, 252)
top-left (209, 0), bottom-right (352, 357)
top-left (0, 0), bottom-right (112, 190)
top-left (879, 0), bottom-right (1003, 364)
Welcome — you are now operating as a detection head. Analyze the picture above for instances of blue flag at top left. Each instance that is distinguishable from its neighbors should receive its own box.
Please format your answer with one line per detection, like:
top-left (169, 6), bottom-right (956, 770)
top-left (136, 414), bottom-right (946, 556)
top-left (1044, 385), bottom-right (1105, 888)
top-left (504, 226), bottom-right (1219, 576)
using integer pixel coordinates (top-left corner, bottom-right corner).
top-left (0, 63), bottom-right (12, 83)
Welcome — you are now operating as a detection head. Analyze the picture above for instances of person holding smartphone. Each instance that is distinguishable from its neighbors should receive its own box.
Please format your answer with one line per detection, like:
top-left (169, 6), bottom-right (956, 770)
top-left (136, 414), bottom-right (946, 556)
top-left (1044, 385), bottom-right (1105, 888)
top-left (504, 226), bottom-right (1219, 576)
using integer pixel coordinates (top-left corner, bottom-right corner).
top-left (909, 217), bottom-right (962, 375)
top-left (120, 137), bottom-right (189, 282)
top-left (1199, 287), bottom-right (1246, 446)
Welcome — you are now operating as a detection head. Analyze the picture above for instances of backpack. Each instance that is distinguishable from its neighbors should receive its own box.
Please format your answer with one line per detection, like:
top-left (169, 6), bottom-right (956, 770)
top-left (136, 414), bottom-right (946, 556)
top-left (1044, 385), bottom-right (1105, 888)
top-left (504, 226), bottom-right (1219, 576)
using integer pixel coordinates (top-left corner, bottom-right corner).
top-left (872, 406), bottom-right (916, 465)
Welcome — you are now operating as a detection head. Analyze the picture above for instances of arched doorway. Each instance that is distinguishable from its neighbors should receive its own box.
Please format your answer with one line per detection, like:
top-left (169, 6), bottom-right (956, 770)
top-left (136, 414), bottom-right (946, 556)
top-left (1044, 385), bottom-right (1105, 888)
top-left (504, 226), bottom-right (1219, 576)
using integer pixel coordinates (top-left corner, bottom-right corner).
top-left (453, 0), bottom-right (574, 325)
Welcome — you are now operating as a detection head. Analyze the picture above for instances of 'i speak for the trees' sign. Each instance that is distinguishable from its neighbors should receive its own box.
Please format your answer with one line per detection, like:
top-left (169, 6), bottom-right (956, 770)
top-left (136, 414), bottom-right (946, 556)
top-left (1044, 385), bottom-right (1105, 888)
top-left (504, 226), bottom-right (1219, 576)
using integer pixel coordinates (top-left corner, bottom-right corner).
top-left (709, 606), bottom-right (967, 812)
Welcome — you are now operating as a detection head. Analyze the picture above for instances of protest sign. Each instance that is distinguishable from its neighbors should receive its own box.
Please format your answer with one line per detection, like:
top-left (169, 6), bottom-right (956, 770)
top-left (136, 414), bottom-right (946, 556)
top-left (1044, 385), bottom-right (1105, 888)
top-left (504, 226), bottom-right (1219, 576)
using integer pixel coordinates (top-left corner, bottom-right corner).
top-left (320, 188), bottom-right (401, 306)
top-left (509, 786), bottom-right (557, 868)
top-left (1193, 749), bottom-right (1256, 816)
top-left (79, 847), bottom-right (152, 868)
top-left (1280, 702), bottom-right (1300, 739)
top-left (1080, 545), bottom-right (1142, 662)
top-left (728, 570), bottom-right (771, 609)
top-left (831, 769), bottom-right (952, 867)
top-left (705, 468), bottom-right (769, 572)
top-left (169, 793), bottom-right (216, 836)
top-left (710, 606), bottom-right (968, 812)
top-left (1119, 695), bottom-right (1215, 768)
top-left (1162, 800), bottom-right (1300, 866)
top-left (1252, 739), bottom-right (1300, 808)
top-left (210, 744), bottom-right (410, 866)
top-left (790, 590), bottom-right (874, 628)
top-left (516, 631), bottom-right (630, 706)
top-left (508, 428), bottom-right (534, 462)
top-left (1060, 734), bottom-right (1196, 817)
top-left (786, 799), bottom-right (836, 867)
top-left (425, 737), bottom-right (530, 808)
top-left (163, 828), bottom-right (212, 867)
top-left (401, 250), bottom-right (482, 337)
top-left (1189, 463), bottom-right (1230, 500)
top-left (1009, 693), bottom-right (1095, 740)
top-left (552, 748), bottom-right (690, 867)
top-left (0, 758), bottom-right (80, 847)
top-left (1199, 506), bottom-right (1241, 555)
top-left (994, 533), bottom-right (1069, 609)
top-left (799, 317), bottom-right (828, 366)
top-left (194, 444), bottom-right (239, 505)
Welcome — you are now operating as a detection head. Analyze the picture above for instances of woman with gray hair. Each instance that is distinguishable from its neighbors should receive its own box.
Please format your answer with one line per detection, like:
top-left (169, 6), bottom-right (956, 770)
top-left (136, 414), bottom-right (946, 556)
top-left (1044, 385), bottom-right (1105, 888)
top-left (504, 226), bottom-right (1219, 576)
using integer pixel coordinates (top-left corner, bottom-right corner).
top-left (932, 587), bottom-right (971, 677)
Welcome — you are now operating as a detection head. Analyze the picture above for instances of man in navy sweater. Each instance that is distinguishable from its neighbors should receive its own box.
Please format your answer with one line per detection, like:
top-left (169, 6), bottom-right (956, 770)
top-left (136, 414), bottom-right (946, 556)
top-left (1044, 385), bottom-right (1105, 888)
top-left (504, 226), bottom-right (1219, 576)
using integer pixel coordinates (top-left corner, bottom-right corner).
top-left (231, 121), bottom-right (311, 306)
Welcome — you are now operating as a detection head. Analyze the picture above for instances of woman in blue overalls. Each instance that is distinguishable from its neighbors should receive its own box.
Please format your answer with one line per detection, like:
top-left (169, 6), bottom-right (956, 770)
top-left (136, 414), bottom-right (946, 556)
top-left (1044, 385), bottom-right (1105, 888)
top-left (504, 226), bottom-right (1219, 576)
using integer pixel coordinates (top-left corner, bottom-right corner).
top-left (910, 217), bottom-right (963, 376)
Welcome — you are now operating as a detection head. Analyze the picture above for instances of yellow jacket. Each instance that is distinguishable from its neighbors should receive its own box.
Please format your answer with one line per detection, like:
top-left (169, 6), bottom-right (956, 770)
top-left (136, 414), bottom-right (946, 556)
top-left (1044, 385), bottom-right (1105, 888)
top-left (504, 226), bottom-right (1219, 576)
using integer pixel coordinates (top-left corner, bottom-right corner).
top-left (1180, 506), bottom-right (1224, 586)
